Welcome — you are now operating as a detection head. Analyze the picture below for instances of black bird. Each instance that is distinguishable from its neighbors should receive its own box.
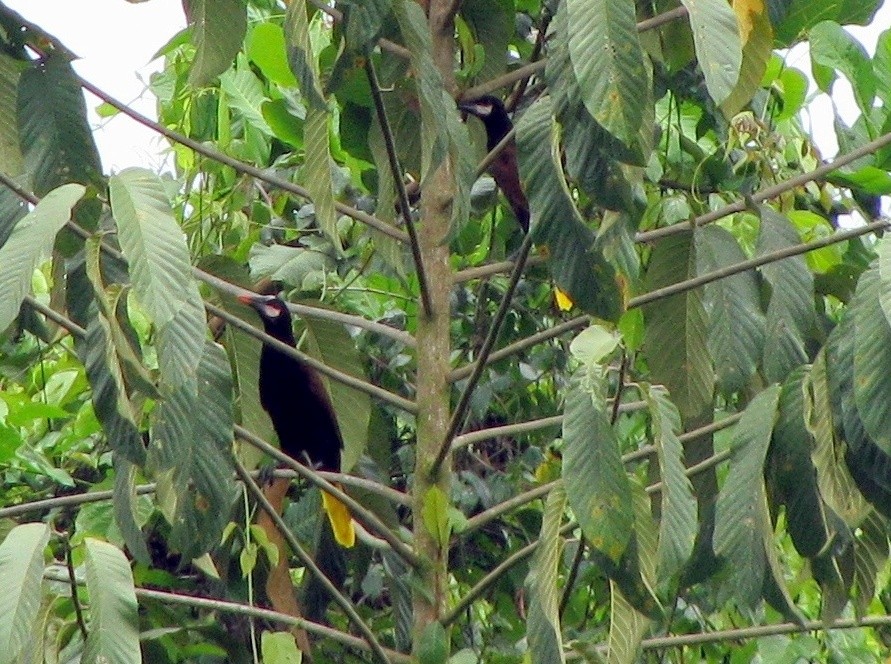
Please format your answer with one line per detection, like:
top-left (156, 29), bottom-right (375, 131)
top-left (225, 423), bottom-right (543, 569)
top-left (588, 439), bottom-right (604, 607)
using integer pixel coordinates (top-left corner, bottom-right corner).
top-left (459, 95), bottom-right (530, 232)
top-left (238, 293), bottom-right (355, 547)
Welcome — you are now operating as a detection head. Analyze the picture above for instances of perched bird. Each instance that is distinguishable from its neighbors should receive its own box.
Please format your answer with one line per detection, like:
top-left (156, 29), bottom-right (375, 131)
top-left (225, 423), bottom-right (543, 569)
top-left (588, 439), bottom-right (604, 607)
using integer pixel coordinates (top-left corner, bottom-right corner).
top-left (238, 293), bottom-right (355, 548)
top-left (459, 95), bottom-right (529, 232)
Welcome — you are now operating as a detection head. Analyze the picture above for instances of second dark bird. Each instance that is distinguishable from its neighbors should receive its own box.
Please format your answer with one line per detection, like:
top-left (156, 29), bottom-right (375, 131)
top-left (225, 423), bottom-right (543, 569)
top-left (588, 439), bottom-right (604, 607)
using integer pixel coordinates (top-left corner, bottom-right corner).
top-left (459, 95), bottom-right (529, 233)
top-left (238, 293), bottom-right (355, 548)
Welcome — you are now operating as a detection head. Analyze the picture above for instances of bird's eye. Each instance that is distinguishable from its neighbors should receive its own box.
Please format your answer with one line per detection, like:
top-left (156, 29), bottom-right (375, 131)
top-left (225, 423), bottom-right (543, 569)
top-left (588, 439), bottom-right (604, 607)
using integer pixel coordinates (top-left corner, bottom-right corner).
top-left (261, 303), bottom-right (283, 318)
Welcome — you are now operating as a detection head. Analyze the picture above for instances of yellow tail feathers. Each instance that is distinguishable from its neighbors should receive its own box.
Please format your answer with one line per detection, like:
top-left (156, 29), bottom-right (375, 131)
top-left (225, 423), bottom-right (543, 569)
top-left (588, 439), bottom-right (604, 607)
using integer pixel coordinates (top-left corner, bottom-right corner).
top-left (321, 486), bottom-right (355, 548)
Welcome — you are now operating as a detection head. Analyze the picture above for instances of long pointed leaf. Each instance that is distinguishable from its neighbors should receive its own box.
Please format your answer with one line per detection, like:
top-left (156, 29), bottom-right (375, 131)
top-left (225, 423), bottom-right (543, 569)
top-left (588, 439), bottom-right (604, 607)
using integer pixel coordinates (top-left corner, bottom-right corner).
top-left (82, 538), bottom-right (140, 664)
top-left (0, 523), bottom-right (50, 664)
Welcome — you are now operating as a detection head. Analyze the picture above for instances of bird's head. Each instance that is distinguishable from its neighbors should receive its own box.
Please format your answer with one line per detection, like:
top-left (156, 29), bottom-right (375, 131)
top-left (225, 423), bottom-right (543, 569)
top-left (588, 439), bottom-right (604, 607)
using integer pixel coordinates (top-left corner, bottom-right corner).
top-left (237, 293), bottom-right (295, 340)
top-left (458, 95), bottom-right (512, 150)
top-left (458, 95), bottom-right (504, 119)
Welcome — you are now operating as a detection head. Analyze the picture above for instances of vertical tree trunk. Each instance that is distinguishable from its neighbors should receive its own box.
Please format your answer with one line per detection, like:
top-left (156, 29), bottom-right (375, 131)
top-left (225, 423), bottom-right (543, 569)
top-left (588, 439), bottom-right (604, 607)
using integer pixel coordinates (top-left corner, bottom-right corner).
top-left (412, 0), bottom-right (457, 648)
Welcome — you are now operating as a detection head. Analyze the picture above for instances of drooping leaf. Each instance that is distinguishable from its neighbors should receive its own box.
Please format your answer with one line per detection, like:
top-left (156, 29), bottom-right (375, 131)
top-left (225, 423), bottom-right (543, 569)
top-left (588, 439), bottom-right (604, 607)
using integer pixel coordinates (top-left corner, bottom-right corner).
top-left (563, 370), bottom-right (633, 563)
top-left (526, 482), bottom-right (567, 664)
top-left (713, 385), bottom-right (781, 608)
top-left (696, 225), bottom-right (765, 394)
top-left (285, 1), bottom-right (340, 250)
top-left (339, 0), bottom-right (394, 54)
top-left (643, 232), bottom-right (713, 422)
top-left (680, 0), bottom-right (742, 105)
top-left (459, 0), bottom-right (512, 83)
top-left (720, 0), bottom-right (773, 116)
top-left (565, 0), bottom-right (647, 146)
top-left (17, 55), bottom-right (102, 196)
top-left (219, 54), bottom-right (274, 136)
top-left (852, 509), bottom-right (889, 616)
top-left (0, 523), bottom-right (50, 664)
top-left (301, 312), bottom-right (371, 472)
top-left (645, 385), bottom-right (697, 584)
top-left (773, 0), bottom-right (883, 47)
top-left (149, 340), bottom-right (236, 558)
top-left (184, 0), bottom-right (247, 86)
top-left (755, 206), bottom-right (815, 383)
top-left (110, 168), bottom-right (205, 388)
top-left (809, 20), bottom-right (876, 115)
top-left (0, 52), bottom-right (23, 178)
top-left (607, 484), bottom-right (655, 664)
top-left (82, 538), bottom-right (140, 664)
top-left (771, 367), bottom-right (832, 559)
top-left (0, 183), bottom-right (85, 333)
top-left (852, 267), bottom-right (891, 454)
top-left (516, 96), bottom-right (622, 320)
top-left (113, 455), bottom-right (151, 565)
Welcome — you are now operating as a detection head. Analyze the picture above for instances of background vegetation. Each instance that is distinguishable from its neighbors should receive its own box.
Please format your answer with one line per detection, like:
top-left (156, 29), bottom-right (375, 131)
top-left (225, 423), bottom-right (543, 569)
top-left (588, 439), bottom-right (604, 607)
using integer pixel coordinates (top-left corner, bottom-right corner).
top-left (1, 0), bottom-right (891, 662)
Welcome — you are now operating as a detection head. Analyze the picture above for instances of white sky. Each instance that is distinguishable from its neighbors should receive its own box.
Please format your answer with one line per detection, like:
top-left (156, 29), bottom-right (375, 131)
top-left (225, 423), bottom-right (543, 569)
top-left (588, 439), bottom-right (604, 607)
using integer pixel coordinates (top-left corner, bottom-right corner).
top-left (4, 0), bottom-right (891, 170)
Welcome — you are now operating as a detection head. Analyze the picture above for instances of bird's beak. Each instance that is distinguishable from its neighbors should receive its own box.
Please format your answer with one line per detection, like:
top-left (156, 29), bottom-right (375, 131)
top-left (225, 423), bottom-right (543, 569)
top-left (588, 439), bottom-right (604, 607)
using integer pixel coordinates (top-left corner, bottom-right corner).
top-left (237, 293), bottom-right (260, 308)
top-left (458, 100), bottom-right (491, 118)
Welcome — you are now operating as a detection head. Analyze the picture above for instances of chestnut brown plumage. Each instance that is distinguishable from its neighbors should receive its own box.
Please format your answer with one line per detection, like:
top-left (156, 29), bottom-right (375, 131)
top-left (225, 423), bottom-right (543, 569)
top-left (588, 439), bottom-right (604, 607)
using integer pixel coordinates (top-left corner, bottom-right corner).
top-left (238, 293), bottom-right (354, 548)
top-left (459, 95), bottom-right (529, 232)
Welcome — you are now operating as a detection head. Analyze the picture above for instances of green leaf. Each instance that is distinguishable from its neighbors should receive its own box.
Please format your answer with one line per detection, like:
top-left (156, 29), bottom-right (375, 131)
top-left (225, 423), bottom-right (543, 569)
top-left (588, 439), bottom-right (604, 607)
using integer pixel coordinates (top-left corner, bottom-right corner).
top-left (0, 53), bottom-right (23, 178)
top-left (645, 386), bottom-right (696, 584)
top-left (261, 631), bottom-right (303, 664)
top-left (526, 482), bottom-right (567, 664)
top-left (720, 0), bottom-right (773, 116)
top-left (696, 225), bottom-right (765, 394)
top-left (417, 620), bottom-right (449, 664)
top-left (17, 54), bottom-right (102, 196)
top-left (110, 168), bottom-right (205, 388)
top-left (516, 96), bottom-right (622, 320)
top-left (771, 368), bottom-right (830, 559)
top-left (852, 267), bottom-right (891, 455)
top-left (340, 0), bottom-right (393, 54)
top-left (246, 23), bottom-right (298, 88)
top-left (459, 0), bottom-right (512, 83)
top-left (301, 312), bottom-right (370, 471)
top-left (184, 0), bottom-right (247, 86)
top-left (0, 523), bottom-right (50, 664)
top-left (149, 340), bottom-right (235, 559)
top-left (680, 0), bottom-right (742, 105)
top-left (113, 456), bottom-right (152, 565)
top-left (714, 385), bottom-right (781, 608)
top-left (0, 183), bottom-right (85, 333)
top-left (566, 0), bottom-right (647, 146)
top-left (421, 486), bottom-right (451, 547)
top-left (285, 2), bottom-right (340, 249)
top-left (756, 206), bottom-right (815, 383)
top-left (109, 168), bottom-right (193, 328)
top-left (83, 306), bottom-right (146, 465)
top-left (82, 538), bottom-right (140, 664)
top-left (809, 20), bottom-right (876, 115)
top-left (563, 370), bottom-right (633, 563)
top-left (852, 509), bottom-right (889, 616)
top-left (773, 0), bottom-right (883, 47)
top-left (643, 232), bottom-right (713, 421)
top-left (219, 54), bottom-right (274, 136)
top-left (569, 325), bottom-right (621, 366)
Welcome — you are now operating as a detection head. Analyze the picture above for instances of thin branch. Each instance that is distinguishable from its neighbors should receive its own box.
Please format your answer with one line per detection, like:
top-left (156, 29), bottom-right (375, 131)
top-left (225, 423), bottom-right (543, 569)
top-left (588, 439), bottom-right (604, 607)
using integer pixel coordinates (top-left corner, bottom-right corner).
top-left (205, 301), bottom-right (416, 413)
top-left (42, 568), bottom-right (413, 663)
top-left (629, 220), bottom-right (888, 310)
top-left (430, 231), bottom-right (536, 477)
top-left (637, 130), bottom-right (891, 243)
top-left (24, 295), bottom-right (86, 338)
top-left (452, 255), bottom-right (547, 283)
top-left (452, 415), bottom-right (563, 449)
top-left (305, 0), bottom-right (411, 60)
top-left (460, 481), bottom-right (558, 536)
top-left (76, 78), bottom-right (410, 244)
top-left (64, 534), bottom-right (89, 640)
top-left (364, 57), bottom-right (432, 318)
top-left (233, 460), bottom-right (393, 664)
top-left (463, 5), bottom-right (690, 100)
top-left (442, 520), bottom-right (577, 626)
top-left (234, 424), bottom-right (421, 569)
top-left (638, 614), bottom-right (891, 652)
top-left (450, 316), bottom-right (587, 382)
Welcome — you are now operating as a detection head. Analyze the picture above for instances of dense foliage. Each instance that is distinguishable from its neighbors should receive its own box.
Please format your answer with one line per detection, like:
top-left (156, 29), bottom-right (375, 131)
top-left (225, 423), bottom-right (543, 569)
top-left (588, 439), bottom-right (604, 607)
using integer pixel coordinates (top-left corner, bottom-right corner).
top-left (1, 0), bottom-right (891, 662)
